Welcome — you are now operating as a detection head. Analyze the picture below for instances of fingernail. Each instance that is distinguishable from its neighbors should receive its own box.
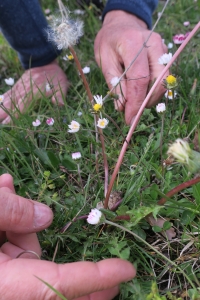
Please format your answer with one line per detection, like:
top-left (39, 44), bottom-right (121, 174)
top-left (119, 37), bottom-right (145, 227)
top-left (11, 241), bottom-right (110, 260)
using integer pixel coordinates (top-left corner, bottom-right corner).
top-left (34, 203), bottom-right (53, 228)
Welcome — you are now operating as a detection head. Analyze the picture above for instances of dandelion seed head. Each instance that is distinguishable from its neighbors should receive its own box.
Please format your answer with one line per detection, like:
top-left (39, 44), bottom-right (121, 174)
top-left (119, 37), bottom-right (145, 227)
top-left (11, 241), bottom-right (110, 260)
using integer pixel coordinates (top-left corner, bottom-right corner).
top-left (46, 11), bottom-right (84, 50)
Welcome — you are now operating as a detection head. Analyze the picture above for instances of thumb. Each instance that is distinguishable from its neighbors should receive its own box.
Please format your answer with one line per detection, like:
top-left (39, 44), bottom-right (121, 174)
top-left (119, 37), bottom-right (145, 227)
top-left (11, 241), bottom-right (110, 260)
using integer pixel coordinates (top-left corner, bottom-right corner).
top-left (0, 190), bottom-right (53, 233)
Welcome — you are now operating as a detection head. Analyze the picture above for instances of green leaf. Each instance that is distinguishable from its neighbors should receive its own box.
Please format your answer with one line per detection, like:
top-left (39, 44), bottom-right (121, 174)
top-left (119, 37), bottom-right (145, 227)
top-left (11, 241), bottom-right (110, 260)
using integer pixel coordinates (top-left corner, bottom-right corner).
top-left (162, 221), bottom-right (172, 231)
top-left (152, 225), bottom-right (162, 233)
top-left (120, 247), bottom-right (130, 260)
top-left (62, 157), bottom-right (77, 171)
top-left (34, 149), bottom-right (52, 167)
top-left (47, 151), bottom-right (59, 168)
top-left (181, 210), bottom-right (195, 225)
top-left (127, 205), bottom-right (162, 227)
top-left (116, 205), bottom-right (129, 216)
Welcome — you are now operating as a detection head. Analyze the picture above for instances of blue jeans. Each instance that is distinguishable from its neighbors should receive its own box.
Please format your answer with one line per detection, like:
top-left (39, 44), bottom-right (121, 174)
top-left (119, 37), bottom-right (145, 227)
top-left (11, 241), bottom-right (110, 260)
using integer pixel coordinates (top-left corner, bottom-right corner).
top-left (0, 0), bottom-right (60, 69)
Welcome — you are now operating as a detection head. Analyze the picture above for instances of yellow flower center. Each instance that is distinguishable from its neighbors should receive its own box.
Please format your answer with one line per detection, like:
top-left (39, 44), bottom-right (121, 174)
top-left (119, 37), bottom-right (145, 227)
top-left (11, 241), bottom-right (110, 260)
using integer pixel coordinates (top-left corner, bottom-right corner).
top-left (68, 54), bottom-right (74, 60)
top-left (168, 90), bottom-right (173, 97)
top-left (166, 75), bottom-right (176, 85)
top-left (93, 103), bottom-right (102, 111)
top-left (99, 120), bottom-right (105, 127)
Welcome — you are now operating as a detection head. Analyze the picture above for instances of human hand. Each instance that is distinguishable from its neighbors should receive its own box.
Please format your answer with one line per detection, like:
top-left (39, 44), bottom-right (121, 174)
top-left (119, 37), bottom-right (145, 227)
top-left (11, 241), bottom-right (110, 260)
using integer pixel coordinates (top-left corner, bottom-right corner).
top-left (94, 10), bottom-right (168, 124)
top-left (0, 174), bottom-right (136, 299)
top-left (0, 60), bottom-right (69, 124)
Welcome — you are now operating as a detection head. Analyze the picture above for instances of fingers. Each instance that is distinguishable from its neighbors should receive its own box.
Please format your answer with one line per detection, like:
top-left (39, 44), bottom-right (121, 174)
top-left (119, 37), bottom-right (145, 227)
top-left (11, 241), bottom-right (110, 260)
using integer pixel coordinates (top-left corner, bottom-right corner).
top-left (0, 60), bottom-right (69, 123)
top-left (0, 174), bottom-right (15, 193)
top-left (146, 33), bottom-right (169, 106)
top-left (0, 174), bottom-right (52, 258)
top-left (123, 33), bottom-right (167, 124)
top-left (0, 258), bottom-right (136, 299)
top-left (95, 43), bottom-right (126, 111)
top-left (0, 189), bottom-right (53, 233)
top-left (58, 259), bottom-right (135, 299)
top-left (0, 175), bottom-right (13, 246)
top-left (74, 286), bottom-right (119, 300)
top-left (122, 43), bottom-right (150, 124)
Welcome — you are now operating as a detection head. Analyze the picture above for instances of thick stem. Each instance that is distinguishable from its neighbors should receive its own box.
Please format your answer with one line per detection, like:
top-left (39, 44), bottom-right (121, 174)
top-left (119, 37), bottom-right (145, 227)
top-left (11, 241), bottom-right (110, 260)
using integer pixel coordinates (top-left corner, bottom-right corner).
top-left (69, 47), bottom-right (109, 194)
top-left (160, 113), bottom-right (164, 163)
top-left (157, 176), bottom-right (200, 206)
top-left (69, 47), bottom-right (93, 102)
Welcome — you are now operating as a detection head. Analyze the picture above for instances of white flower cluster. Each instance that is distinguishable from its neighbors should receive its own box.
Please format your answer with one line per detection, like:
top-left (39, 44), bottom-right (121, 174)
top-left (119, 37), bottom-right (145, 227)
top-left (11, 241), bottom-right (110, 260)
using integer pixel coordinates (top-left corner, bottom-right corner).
top-left (46, 11), bottom-right (83, 50)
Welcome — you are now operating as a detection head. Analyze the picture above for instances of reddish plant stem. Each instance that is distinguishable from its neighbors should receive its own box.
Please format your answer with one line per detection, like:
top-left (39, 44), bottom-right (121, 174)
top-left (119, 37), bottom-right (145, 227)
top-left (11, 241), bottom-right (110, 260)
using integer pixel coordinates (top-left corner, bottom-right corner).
top-left (70, 47), bottom-right (109, 194)
top-left (104, 21), bottom-right (200, 209)
top-left (60, 177), bottom-right (200, 232)
top-left (98, 127), bottom-right (109, 196)
top-left (69, 47), bottom-right (93, 102)
top-left (157, 177), bottom-right (200, 206)
top-left (114, 177), bottom-right (200, 222)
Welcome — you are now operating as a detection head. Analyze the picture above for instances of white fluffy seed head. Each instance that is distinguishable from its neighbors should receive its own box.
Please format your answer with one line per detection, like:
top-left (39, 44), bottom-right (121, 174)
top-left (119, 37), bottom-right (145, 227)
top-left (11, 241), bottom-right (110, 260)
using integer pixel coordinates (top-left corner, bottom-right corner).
top-left (46, 11), bottom-right (84, 50)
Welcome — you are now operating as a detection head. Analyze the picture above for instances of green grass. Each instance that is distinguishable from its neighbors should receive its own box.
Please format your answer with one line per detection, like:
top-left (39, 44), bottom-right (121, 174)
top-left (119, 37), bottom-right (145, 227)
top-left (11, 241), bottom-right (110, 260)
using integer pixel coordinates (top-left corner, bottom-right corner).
top-left (0, 0), bottom-right (200, 299)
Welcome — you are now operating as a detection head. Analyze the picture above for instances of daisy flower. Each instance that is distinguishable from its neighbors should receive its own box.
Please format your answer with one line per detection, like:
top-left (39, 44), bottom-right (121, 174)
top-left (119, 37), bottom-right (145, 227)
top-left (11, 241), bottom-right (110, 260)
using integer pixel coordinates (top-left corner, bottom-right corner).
top-left (46, 118), bottom-right (54, 126)
top-left (156, 103), bottom-right (166, 113)
top-left (32, 119), bottom-right (41, 127)
top-left (82, 66), bottom-right (90, 74)
top-left (173, 34), bottom-right (185, 44)
top-left (158, 53), bottom-right (172, 65)
top-left (72, 152), bottom-right (81, 160)
top-left (0, 95), bottom-right (4, 104)
top-left (93, 95), bottom-right (103, 112)
top-left (68, 120), bottom-right (80, 133)
top-left (183, 21), bottom-right (190, 26)
top-left (110, 76), bottom-right (120, 87)
top-left (5, 77), bottom-right (14, 86)
top-left (45, 83), bottom-right (51, 92)
top-left (165, 90), bottom-right (177, 100)
top-left (87, 209), bottom-right (103, 225)
top-left (97, 118), bottom-right (109, 129)
top-left (167, 43), bottom-right (173, 49)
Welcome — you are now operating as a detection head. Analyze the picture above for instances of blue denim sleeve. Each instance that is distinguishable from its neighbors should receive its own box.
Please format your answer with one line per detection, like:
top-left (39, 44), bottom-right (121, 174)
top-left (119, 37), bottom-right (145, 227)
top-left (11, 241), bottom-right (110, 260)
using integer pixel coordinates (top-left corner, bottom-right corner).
top-left (103, 0), bottom-right (159, 29)
top-left (0, 0), bottom-right (60, 69)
